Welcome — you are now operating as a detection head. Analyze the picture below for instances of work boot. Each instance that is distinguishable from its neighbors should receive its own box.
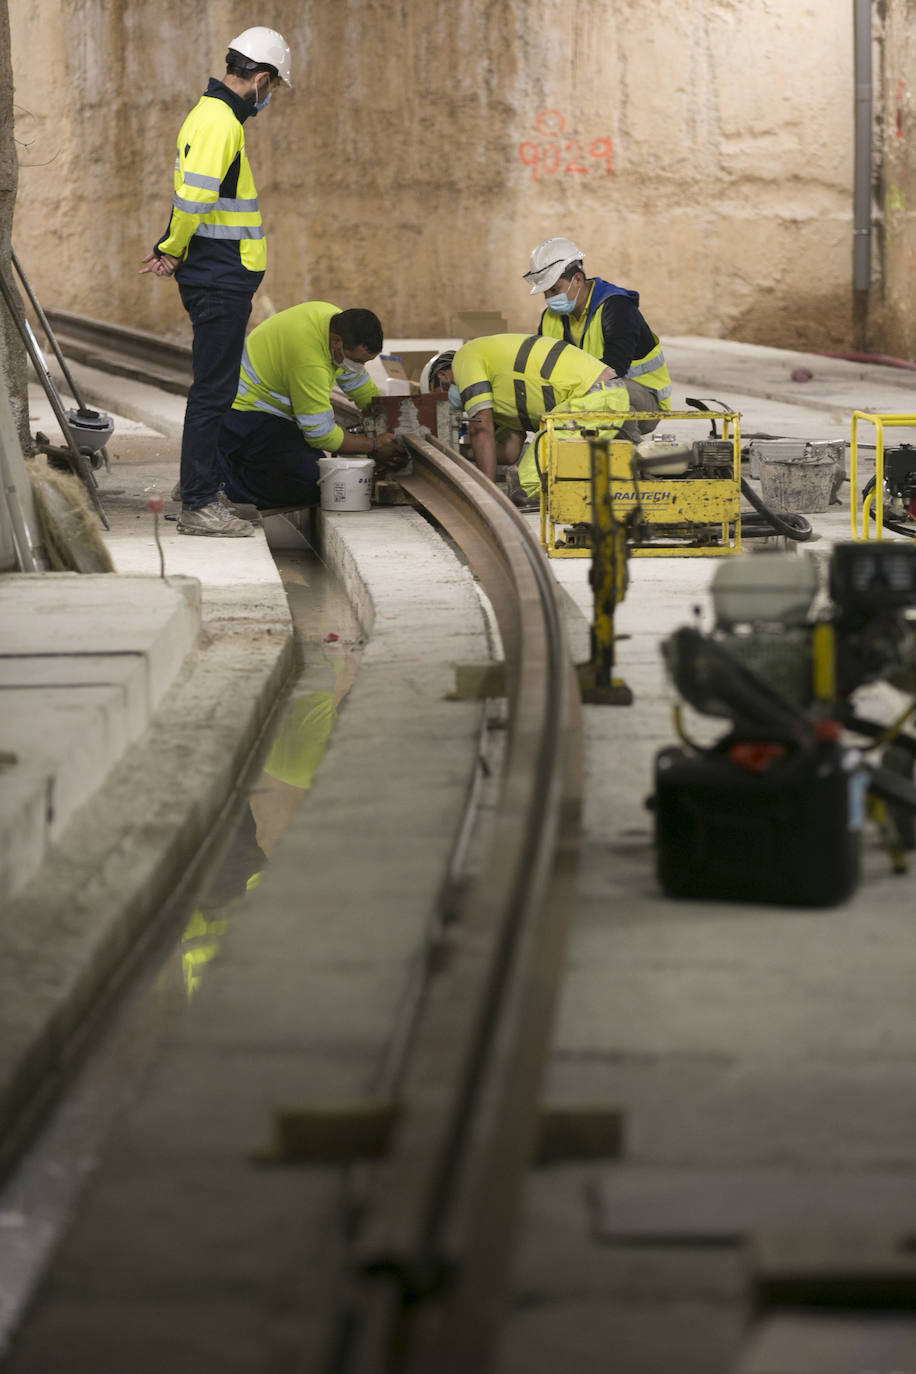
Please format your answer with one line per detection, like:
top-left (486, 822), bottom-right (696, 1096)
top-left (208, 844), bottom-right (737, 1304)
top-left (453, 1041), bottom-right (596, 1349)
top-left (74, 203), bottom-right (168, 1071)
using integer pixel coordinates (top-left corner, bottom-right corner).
top-left (218, 491), bottom-right (262, 524)
top-left (172, 482), bottom-right (259, 523)
top-left (509, 488), bottom-right (540, 512)
top-left (503, 466), bottom-right (520, 498)
top-left (176, 500), bottom-right (254, 537)
top-left (504, 467), bottom-right (539, 512)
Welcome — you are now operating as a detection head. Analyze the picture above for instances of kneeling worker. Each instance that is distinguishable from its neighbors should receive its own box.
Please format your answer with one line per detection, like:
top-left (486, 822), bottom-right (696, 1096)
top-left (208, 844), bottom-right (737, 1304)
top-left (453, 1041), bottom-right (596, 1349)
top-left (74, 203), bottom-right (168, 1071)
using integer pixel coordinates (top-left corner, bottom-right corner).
top-left (438, 333), bottom-right (629, 498)
top-left (523, 236), bottom-right (672, 441)
top-left (216, 302), bottom-right (402, 509)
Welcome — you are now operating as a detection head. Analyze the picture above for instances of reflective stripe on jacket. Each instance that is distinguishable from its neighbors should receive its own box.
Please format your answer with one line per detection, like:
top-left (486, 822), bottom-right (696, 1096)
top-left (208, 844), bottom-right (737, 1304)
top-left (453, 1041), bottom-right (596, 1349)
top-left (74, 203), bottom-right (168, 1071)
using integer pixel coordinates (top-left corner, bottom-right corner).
top-left (539, 278), bottom-right (672, 410)
top-left (157, 79), bottom-right (265, 291)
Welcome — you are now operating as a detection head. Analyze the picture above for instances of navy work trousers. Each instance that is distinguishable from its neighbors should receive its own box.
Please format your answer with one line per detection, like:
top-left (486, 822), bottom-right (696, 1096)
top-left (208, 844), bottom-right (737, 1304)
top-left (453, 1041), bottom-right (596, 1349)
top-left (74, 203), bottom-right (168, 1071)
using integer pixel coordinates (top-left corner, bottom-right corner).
top-left (216, 409), bottom-right (323, 510)
top-left (178, 283), bottom-right (253, 509)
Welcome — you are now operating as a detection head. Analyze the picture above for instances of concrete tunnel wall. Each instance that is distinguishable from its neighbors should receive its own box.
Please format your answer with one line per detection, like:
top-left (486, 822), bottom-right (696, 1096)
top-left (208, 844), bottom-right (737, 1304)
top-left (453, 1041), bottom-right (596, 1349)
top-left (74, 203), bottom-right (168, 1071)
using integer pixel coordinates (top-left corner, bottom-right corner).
top-left (6, 0), bottom-right (913, 361)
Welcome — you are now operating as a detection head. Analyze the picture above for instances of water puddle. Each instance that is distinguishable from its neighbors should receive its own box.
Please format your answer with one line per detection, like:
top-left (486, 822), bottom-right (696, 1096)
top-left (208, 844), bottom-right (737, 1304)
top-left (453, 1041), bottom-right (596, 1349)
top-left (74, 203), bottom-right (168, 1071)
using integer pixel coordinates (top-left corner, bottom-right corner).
top-left (181, 517), bottom-right (364, 998)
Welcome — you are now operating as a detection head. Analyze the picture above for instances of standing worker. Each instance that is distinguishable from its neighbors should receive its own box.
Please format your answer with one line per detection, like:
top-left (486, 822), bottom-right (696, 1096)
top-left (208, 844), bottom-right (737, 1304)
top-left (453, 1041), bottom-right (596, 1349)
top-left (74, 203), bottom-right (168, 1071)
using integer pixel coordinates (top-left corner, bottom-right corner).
top-left (437, 334), bottom-right (629, 495)
top-left (140, 27), bottom-right (292, 537)
top-left (214, 301), bottom-right (403, 510)
top-left (523, 237), bottom-right (673, 441)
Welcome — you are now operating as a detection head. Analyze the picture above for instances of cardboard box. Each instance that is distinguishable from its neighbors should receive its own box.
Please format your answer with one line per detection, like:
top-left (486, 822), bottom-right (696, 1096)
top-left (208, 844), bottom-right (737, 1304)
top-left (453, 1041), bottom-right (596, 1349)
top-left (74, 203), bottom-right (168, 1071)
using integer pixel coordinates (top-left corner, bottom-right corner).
top-left (453, 310), bottom-right (507, 341)
top-left (366, 353), bottom-right (419, 396)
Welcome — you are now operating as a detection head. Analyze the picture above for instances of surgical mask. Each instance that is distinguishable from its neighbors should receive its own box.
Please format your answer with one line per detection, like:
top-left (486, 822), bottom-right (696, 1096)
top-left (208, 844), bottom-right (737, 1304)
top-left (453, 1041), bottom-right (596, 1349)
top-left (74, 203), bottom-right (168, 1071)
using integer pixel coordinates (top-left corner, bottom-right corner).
top-left (253, 77), bottom-right (271, 112)
top-left (448, 383), bottom-right (463, 411)
top-left (546, 291), bottom-right (577, 315)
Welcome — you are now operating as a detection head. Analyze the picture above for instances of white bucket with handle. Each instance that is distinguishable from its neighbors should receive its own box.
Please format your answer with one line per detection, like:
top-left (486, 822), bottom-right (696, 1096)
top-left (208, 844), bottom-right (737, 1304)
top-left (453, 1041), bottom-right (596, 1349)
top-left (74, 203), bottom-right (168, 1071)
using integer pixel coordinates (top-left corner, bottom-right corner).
top-left (316, 455), bottom-right (375, 512)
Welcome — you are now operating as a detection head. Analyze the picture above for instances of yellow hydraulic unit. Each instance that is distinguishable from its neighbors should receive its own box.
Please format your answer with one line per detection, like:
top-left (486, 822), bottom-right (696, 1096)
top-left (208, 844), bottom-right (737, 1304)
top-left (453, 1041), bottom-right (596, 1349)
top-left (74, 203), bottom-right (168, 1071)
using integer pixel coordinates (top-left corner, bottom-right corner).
top-left (849, 409), bottom-right (916, 540)
top-left (535, 409), bottom-right (743, 559)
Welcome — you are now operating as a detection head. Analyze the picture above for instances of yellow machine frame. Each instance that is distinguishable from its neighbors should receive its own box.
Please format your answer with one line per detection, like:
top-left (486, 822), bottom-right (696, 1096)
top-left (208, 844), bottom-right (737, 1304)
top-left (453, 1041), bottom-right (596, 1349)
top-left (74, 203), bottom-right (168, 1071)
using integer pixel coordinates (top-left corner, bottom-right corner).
top-left (849, 409), bottom-right (916, 540)
top-left (576, 436), bottom-right (636, 704)
top-left (536, 409), bottom-right (743, 558)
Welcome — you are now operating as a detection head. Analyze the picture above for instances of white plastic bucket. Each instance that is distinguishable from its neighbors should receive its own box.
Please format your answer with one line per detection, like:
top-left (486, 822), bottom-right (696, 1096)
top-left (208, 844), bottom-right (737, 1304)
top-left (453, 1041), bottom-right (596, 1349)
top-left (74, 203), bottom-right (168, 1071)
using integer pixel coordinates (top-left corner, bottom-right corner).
top-left (316, 455), bottom-right (375, 512)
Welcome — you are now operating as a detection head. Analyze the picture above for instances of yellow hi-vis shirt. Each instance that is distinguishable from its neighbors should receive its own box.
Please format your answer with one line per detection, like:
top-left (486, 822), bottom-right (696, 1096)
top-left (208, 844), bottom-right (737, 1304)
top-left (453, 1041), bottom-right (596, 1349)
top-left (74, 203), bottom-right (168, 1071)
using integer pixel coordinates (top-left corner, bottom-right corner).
top-left (157, 85), bottom-right (265, 280)
top-left (232, 301), bottom-right (380, 452)
top-left (451, 334), bottom-right (618, 433)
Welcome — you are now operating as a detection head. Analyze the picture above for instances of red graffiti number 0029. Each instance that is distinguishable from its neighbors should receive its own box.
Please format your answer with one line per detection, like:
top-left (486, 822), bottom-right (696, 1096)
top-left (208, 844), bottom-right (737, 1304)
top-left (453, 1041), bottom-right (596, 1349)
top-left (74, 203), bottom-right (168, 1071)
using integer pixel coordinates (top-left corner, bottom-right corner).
top-left (518, 110), bottom-right (613, 183)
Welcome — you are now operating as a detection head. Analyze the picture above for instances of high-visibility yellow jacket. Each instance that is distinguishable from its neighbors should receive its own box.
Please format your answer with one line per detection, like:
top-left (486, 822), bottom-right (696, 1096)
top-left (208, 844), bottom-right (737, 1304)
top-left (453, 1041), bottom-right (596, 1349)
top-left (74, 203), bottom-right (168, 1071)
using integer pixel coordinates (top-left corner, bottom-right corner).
top-left (232, 301), bottom-right (379, 451)
top-left (156, 79), bottom-right (266, 292)
top-left (538, 278), bottom-right (672, 410)
top-left (451, 333), bottom-right (618, 432)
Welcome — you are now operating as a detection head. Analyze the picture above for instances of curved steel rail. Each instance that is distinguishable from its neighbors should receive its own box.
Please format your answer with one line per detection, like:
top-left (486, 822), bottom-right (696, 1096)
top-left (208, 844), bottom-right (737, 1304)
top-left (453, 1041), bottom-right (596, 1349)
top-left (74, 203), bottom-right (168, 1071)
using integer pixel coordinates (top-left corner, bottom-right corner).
top-left (331, 432), bottom-right (584, 1374)
top-left (43, 316), bottom-right (585, 1371)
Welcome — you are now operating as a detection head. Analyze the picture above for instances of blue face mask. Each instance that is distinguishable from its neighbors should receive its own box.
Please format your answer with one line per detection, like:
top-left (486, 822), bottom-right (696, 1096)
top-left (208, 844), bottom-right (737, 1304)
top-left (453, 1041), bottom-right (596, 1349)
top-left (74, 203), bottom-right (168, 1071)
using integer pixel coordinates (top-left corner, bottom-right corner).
top-left (253, 78), bottom-right (272, 112)
top-left (448, 383), bottom-right (463, 410)
top-left (546, 291), bottom-right (577, 315)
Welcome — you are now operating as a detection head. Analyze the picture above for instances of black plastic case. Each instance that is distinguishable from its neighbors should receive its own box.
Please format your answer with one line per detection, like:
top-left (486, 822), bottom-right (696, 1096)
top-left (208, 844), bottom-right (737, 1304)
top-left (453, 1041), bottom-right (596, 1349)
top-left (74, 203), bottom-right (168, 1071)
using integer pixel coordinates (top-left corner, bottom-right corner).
top-left (653, 741), bottom-right (865, 908)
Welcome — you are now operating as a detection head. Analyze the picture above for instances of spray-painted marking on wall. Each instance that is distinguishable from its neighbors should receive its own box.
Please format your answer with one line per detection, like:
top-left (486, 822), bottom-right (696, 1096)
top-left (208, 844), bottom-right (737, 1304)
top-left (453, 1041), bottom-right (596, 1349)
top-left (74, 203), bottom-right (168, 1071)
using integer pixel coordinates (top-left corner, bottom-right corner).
top-left (887, 184), bottom-right (907, 214)
top-left (518, 109), bottom-right (613, 184)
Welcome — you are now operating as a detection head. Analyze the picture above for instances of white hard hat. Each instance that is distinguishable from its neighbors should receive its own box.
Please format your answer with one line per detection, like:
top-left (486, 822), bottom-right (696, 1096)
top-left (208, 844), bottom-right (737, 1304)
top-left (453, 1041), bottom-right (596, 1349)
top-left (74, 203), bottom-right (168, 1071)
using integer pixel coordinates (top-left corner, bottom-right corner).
top-left (419, 350), bottom-right (455, 393)
top-left (522, 237), bottom-right (585, 294)
top-left (227, 27), bottom-right (292, 87)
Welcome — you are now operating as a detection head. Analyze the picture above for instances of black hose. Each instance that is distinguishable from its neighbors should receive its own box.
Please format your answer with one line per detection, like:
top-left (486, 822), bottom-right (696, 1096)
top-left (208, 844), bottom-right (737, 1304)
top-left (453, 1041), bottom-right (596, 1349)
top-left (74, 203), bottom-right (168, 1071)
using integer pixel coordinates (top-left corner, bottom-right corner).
top-left (740, 476), bottom-right (813, 541)
top-left (532, 429), bottom-right (547, 490)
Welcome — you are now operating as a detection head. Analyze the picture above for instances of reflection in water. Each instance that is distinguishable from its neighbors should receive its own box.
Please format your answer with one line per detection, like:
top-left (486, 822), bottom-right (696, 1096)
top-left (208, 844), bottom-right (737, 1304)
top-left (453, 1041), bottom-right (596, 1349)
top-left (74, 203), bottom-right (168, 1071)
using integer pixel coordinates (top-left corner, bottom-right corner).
top-left (180, 640), bottom-right (359, 999)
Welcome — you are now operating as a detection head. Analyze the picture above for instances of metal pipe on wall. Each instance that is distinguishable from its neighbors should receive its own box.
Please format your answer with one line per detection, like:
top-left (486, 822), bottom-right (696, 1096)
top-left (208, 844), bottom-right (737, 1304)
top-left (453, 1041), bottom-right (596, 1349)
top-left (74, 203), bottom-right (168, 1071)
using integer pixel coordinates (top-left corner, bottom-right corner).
top-left (853, 0), bottom-right (873, 346)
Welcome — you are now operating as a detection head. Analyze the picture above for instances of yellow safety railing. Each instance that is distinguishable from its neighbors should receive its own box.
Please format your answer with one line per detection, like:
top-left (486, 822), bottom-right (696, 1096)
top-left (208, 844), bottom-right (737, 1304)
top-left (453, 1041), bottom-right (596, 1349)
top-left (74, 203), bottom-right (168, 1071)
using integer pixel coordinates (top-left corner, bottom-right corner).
top-left (850, 410), bottom-right (916, 540)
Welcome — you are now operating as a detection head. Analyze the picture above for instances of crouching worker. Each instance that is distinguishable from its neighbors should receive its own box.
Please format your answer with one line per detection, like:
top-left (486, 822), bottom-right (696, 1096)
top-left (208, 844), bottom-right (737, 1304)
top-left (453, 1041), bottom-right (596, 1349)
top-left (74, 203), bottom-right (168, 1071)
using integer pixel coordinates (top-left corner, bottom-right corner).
top-left (216, 302), bottom-right (403, 509)
top-left (441, 333), bottom-right (631, 503)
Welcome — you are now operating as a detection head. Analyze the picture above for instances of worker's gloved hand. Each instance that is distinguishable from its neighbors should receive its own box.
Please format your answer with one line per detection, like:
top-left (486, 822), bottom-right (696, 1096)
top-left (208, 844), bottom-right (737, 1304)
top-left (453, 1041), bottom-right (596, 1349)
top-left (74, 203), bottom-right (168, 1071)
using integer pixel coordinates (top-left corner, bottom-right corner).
top-left (374, 431), bottom-right (405, 463)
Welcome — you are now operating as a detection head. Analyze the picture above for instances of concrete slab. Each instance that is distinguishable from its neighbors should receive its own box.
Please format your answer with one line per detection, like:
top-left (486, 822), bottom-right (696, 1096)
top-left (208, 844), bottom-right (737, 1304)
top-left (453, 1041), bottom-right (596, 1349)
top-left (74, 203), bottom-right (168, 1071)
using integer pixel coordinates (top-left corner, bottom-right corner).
top-left (588, 1167), bottom-right (916, 1244)
top-left (0, 654), bottom-right (147, 735)
top-left (0, 574), bottom-right (201, 900)
top-left (732, 1313), bottom-right (916, 1373)
top-left (0, 573), bottom-right (200, 709)
top-left (2, 688), bottom-right (126, 826)
top-left (0, 774), bottom-right (49, 908)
